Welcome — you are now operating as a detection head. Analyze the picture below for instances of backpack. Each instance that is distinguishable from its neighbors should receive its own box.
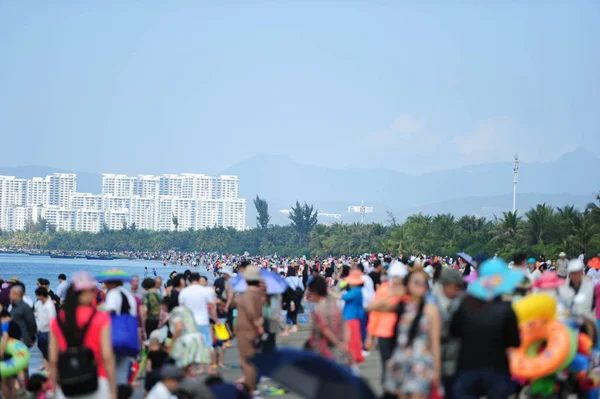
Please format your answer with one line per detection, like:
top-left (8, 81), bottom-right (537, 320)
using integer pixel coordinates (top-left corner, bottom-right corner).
top-left (111, 292), bottom-right (140, 356)
top-left (57, 309), bottom-right (99, 397)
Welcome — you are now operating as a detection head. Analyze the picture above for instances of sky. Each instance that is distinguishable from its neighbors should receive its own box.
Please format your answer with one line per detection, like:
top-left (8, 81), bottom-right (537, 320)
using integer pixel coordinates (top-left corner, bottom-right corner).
top-left (0, 1), bottom-right (598, 176)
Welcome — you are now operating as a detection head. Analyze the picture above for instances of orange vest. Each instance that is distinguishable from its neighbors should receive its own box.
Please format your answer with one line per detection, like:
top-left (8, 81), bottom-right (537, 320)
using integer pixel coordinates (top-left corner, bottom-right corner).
top-left (367, 283), bottom-right (402, 338)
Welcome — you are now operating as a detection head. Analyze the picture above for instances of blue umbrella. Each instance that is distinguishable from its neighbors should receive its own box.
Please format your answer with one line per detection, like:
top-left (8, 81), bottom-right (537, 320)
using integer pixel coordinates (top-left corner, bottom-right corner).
top-left (231, 269), bottom-right (288, 294)
top-left (251, 348), bottom-right (376, 399)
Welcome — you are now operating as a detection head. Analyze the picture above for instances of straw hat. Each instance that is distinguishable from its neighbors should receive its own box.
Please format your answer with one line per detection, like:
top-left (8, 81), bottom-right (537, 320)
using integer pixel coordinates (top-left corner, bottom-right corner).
top-left (345, 270), bottom-right (365, 286)
top-left (559, 252), bottom-right (567, 258)
top-left (244, 265), bottom-right (261, 282)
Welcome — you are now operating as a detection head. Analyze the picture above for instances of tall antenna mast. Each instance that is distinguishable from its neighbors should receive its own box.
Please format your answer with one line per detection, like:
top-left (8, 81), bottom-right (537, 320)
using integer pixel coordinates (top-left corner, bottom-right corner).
top-left (348, 200), bottom-right (374, 224)
top-left (512, 154), bottom-right (519, 213)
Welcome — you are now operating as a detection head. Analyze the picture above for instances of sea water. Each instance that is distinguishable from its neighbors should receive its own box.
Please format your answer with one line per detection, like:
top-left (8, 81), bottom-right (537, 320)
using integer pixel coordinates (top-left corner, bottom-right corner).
top-left (0, 253), bottom-right (213, 292)
top-left (0, 253), bottom-right (213, 371)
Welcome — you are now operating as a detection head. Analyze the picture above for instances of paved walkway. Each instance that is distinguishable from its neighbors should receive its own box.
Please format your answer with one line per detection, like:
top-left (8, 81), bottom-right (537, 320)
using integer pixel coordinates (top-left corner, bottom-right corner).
top-left (135, 324), bottom-right (383, 398)
top-left (27, 324), bottom-right (382, 398)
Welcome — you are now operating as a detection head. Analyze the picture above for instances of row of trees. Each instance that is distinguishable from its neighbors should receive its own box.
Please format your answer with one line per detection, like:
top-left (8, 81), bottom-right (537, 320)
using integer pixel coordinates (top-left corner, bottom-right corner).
top-left (1, 195), bottom-right (599, 259)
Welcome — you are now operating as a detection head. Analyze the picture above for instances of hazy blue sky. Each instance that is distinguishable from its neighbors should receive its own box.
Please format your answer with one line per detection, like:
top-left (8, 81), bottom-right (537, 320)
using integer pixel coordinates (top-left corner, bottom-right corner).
top-left (1, 1), bottom-right (598, 176)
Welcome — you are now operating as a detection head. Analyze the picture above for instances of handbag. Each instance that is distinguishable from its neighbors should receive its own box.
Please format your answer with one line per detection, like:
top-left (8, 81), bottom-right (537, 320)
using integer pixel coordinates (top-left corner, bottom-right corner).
top-left (214, 324), bottom-right (230, 341)
top-left (111, 292), bottom-right (140, 356)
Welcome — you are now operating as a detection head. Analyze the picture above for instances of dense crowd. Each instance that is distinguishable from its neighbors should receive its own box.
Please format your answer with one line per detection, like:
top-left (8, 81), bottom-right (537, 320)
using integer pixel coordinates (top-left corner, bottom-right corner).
top-left (0, 250), bottom-right (598, 399)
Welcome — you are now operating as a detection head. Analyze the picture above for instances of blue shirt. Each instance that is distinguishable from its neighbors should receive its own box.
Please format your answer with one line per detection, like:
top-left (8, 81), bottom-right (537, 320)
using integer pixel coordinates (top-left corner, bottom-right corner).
top-left (342, 287), bottom-right (365, 321)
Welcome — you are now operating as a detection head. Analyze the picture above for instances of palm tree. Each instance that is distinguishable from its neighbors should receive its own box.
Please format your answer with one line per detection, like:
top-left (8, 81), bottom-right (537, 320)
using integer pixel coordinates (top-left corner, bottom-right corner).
top-left (569, 215), bottom-right (600, 255)
top-left (404, 213), bottom-right (433, 254)
top-left (525, 203), bottom-right (555, 245)
top-left (587, 193), bottom-right (600, 224)
top-left (491, 211), bottom-right (522, 242)
top-left (432, 213), bottom-right (455, 242)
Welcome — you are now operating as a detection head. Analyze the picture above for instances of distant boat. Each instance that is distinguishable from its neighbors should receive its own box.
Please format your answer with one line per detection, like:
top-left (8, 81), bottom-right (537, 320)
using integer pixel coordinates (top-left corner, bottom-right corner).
top-left (85, 255), bottom-right (113, 260)
top-left (0, 249), bottom-right (19, 254)
top-left (50, 254), bottom-right (76, 259)
top-left (27, 252), bottom-right (49, 256)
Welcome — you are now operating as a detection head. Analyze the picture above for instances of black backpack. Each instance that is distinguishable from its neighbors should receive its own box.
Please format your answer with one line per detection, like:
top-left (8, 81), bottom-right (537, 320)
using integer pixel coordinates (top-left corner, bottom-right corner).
top-left (57, 309), bottom-right (99, 397)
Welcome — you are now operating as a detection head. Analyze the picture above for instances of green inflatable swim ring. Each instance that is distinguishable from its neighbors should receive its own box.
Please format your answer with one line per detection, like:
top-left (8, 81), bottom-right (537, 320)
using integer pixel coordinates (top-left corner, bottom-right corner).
top-left (526, 327), bottom-right (578, 375)
top-left (0, 338), bottom-right (31, 378)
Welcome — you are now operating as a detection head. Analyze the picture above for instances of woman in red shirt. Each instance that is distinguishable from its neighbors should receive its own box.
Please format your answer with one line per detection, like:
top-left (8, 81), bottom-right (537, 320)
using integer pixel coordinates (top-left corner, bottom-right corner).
top-left (48, 272), bottom-right (117, 399)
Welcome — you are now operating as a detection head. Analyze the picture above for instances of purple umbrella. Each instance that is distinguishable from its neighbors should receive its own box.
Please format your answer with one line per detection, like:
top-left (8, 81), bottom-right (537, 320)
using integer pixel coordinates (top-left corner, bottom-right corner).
top-left (231, 269), bottom-right (288, 294)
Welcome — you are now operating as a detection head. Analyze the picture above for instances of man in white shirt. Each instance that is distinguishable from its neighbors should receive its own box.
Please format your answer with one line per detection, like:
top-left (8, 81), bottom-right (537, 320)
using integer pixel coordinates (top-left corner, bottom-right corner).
top-left (34, 287), bottom-right (56, 369)
top-left (178, 272), bottom-right (218, 372)
top-left (103, 279), bottom-right (138, 385)
top-left (55, 274), bottom-right (68, 303)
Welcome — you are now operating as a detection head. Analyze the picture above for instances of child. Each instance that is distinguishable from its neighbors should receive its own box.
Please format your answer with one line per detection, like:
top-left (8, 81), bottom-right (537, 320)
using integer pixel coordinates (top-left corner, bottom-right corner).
top-left (213, 299), bottom-right (231, 369)
top-left (144, 338), bottom-right (170, 394)
top-left (20, 373), bottom-right (50, 399)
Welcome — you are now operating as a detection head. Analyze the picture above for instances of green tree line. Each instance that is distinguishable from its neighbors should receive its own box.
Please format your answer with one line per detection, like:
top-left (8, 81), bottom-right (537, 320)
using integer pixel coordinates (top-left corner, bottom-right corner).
top-left (1, 195), bottom-right (599, 259)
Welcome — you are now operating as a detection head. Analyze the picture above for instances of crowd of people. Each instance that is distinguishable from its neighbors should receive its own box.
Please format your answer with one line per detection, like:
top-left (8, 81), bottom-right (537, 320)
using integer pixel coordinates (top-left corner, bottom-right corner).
top-left (0, 250), bottom-right (598, 399)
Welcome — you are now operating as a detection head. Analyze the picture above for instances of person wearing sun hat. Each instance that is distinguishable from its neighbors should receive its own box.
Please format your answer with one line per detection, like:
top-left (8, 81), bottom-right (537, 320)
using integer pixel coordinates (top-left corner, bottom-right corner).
top-left (526, 257), bottom-right (542, 283)
top-left (98, 270), bottom-right (138, 385)
top-left (365, 261), bottom-right (408, 384)
top-left (340, 270), bottom-right (366, 368)
top-left (530, 271), bottom-right (570, 314)
top-left (48, 271), bottom-right (116, 399)
top-left (431, 268), bottom-right (465, 399)
top-left (558, 259), bottom-right (595, 322)
top-left (451, 258), bottom-right (521, 399)
top-left (233, 265), bottom-right (265, 393)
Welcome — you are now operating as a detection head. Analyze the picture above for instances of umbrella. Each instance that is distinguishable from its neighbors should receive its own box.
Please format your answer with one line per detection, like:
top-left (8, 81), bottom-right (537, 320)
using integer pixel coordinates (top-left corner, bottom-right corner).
top-left (251, 348), bottom-right (376, 399)
top-left (231, 269), bottom-right (288, 294)
top-left (96, 269), bottom-right (132, 283)
top-left (457, 252), bottom-right (475, 267)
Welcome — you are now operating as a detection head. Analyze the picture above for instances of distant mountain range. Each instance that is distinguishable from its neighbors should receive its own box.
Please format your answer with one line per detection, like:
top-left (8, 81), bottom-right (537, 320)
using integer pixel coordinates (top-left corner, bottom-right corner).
top-left (222, 147), bottom-right (599, 224)
top-left (2, 148), bottom-right (599, 225)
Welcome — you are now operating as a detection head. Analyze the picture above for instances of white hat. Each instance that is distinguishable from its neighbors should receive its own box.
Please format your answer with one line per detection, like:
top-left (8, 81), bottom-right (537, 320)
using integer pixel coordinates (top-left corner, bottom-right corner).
top-left (388, 262), bottom-right (408, 278)
top-left (219, 266), bottom-right (234, 276)
top-left (559, 252), bottom-right (567, 258)
top-left (567, 259), bottom-right (584, 273)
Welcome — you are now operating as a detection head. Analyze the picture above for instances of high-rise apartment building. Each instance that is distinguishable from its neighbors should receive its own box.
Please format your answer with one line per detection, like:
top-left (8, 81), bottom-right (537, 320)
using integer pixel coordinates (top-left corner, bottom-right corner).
top-left (47, 174), bottom-right (77, 208)
top-left (0, 172), bottom-right (246, 232)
